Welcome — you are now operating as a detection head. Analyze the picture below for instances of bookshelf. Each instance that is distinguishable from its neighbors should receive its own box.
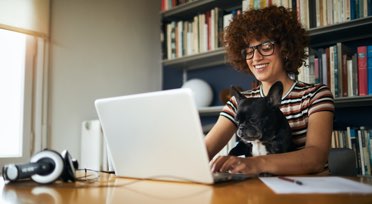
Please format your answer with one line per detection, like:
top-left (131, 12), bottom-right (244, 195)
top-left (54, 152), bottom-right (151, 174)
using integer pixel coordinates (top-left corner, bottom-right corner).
top-left (161, 1), bottom-right (372, 116)
top-left (161, 0), bottom-right (372, 176)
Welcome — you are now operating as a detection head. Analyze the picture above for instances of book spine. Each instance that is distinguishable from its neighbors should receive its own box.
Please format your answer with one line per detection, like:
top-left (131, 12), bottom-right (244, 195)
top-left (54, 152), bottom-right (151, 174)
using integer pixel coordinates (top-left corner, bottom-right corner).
top-left (369, 129), bottom-right (372, 171)
top-left (363, 128), bottom-right (371, 175)
top-left (334, 45), bottom-right (339, 97)
top-left (367, 45), bottom-right (372, 95)
top-left (347, 59), bottom-right (354, 96)
top-left (361, 127), bottom-right (371, 175)
top-left (358, 129), bottom-right (365, 175)
top-left (309, 0), bottom-right (317, 28)
top-left (321, 49), bottom-right (328, 86)
top-left (337, 42), bottom-right (343, 97)
top-left (351, 53), bottom-right (358, 95)
top-left (357, 46), bottom-right (368, 96)
top-left (350, 127), bottom-right (361, 174)
top-left (342, 54), bottom-right (349, 96)
top-left (351, 0), bottom-right (357, 20)
top-left (314, 57), bottom-right (320, 83)
top-left (346, 127), bottom-right (353, 149)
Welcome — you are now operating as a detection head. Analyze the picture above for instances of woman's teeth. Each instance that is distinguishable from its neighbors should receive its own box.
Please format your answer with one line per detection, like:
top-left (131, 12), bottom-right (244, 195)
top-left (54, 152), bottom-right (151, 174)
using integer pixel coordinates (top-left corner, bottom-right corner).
top-left (254, 63), bottom-right (269, 69)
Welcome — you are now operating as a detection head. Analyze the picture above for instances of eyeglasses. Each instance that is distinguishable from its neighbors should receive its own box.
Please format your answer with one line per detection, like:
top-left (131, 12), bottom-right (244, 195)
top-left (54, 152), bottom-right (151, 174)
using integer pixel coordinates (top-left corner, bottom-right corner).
top-left (241, 41), bottom-right (275, 60)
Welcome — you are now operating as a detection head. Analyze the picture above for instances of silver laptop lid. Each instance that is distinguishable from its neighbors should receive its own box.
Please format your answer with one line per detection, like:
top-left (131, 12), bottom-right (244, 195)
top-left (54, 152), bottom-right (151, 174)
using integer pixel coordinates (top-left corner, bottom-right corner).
top-left (95, 88), bottom-right (214, 184)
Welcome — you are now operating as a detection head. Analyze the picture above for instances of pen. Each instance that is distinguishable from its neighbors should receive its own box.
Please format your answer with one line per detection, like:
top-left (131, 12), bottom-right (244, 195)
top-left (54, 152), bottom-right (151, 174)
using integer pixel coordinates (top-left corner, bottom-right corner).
top-left (278, 176), bottom-right (303, 185)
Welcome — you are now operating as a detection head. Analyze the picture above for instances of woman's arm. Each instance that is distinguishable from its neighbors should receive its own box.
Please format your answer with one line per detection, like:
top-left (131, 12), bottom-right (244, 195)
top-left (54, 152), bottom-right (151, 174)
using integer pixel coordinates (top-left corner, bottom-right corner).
top-left (205, 116), bottom-right (237, 160)
top-left (211, 111), bottom-right (334, 175)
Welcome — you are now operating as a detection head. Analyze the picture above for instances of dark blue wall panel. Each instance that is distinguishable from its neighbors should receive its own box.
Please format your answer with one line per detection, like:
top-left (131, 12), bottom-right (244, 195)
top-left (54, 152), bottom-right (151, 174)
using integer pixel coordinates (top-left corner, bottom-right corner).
top-left (163, 64), bottom-right (254, 106)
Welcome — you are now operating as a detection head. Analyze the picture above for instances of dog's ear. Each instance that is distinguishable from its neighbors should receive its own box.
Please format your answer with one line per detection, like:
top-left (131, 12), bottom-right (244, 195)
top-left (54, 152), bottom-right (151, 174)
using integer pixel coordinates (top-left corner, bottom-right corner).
top-left (230, 86), bottom-right (245, 103)
top-left (267, 81), bottom-right (283, 106)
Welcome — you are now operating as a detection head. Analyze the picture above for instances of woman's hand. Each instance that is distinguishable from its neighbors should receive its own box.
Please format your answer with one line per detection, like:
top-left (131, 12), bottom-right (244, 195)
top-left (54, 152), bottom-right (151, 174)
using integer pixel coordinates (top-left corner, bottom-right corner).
top-left (210, 155), bottom-right (260, 175)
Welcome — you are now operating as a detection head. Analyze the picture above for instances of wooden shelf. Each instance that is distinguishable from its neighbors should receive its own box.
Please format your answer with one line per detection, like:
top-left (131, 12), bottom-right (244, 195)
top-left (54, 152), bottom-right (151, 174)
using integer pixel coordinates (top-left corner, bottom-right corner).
top-left (309, 16), bottom-right (372, 47)
top-left (334, 96), bottom-right (372, 108)
top-left (162, 48), bottom-right (227, 70)
top-left (161, 0), bottom-right (240, 23)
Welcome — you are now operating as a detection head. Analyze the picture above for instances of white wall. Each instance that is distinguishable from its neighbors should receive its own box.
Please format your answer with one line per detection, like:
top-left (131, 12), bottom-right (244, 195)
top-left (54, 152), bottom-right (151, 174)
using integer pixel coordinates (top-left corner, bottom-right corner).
top-left (49, 0), bottom-right (162, 159)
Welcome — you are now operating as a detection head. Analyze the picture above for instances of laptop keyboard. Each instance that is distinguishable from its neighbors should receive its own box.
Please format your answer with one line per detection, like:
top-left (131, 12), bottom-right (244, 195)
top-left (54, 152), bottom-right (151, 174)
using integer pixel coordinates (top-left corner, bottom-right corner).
top-left (213, 172), bottom-right (250, 183)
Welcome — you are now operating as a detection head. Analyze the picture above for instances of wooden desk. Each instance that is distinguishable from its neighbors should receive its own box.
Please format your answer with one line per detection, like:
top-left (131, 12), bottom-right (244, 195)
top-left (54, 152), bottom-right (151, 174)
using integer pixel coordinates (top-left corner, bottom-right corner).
top-left (1, 174), bottom-right (372, 204)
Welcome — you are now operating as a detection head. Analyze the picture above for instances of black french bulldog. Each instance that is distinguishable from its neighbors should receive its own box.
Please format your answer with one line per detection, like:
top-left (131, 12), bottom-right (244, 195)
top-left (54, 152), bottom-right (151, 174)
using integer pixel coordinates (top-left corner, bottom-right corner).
top-left (228, 81), bottom-right (294, 157)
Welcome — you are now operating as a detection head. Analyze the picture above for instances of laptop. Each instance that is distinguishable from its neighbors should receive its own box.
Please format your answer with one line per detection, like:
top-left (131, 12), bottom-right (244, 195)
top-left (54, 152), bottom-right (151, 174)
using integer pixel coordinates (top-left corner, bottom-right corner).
top-left (94, 88), bottom-right (249, 184)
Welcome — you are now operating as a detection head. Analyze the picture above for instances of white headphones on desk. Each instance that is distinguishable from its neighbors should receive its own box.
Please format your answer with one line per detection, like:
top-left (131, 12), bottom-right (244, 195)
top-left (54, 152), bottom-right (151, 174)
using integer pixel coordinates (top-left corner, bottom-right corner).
top-left (2, 149), bottom-right (78, 184)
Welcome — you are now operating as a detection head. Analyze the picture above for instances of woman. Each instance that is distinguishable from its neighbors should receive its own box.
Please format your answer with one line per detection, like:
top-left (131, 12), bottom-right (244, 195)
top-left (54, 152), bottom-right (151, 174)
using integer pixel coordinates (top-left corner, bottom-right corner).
top-left (205, 5), bottom-right (335, 176)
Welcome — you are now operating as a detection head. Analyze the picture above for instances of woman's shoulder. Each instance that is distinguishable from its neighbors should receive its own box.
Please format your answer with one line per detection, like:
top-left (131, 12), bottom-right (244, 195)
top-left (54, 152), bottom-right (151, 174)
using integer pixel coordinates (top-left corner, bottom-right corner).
top-left (293, 81), bottom-right (331, 93)
top-left (287, 81), bottom-right (333, 101)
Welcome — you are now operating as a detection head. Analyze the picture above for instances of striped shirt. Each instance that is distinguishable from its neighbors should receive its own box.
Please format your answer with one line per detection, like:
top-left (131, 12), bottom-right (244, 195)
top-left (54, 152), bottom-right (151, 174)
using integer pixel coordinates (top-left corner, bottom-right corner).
top-left (220, 81), bottom-right (335, 149)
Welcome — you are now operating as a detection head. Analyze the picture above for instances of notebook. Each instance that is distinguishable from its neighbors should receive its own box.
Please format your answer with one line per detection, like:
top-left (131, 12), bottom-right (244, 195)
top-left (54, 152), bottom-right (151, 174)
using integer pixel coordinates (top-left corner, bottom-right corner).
top-left (94, 88), bottom-right (250, 184)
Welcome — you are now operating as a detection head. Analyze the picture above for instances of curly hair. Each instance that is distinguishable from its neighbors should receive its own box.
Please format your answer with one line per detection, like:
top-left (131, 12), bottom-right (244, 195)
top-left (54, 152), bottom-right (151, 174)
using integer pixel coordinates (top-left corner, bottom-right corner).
top-left (223, 5), bottom-right (308, 75)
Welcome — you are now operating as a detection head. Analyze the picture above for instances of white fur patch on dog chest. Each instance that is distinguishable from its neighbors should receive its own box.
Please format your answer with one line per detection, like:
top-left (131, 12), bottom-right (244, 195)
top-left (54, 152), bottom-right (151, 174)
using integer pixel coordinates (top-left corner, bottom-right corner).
top-left (249, 140), bottom-right (268, 156)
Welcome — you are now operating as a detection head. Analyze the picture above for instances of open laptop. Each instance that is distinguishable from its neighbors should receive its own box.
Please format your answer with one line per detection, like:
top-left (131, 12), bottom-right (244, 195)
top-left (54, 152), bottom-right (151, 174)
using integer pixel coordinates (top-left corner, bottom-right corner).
top-left (94, 88), bottom-right (249, 184)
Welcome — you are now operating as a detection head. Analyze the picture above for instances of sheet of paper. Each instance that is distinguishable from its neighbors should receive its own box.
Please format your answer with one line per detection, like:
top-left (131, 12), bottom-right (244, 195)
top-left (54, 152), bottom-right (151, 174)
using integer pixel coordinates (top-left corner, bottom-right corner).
top-left (259, 176), bottom-right (372, 194)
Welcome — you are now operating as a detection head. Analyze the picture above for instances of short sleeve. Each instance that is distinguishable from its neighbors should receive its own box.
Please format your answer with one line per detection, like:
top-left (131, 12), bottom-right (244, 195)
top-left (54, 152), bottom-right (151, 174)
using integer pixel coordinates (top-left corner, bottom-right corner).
top-left (220, 96), bottom-right (239, 127)
top-left (308, 84), bottom-right (335, 116)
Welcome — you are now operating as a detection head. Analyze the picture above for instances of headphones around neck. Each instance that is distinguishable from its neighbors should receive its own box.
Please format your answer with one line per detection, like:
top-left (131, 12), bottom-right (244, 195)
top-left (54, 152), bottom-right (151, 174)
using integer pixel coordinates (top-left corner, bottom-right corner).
top-left (2, 149), bottom-right (78, 184)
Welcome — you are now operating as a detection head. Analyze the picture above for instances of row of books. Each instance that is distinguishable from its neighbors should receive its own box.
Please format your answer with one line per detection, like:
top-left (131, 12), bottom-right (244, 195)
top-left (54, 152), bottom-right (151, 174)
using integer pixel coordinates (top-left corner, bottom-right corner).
top-left (161, 0), bottom-right (372, 61)
top-left (243, 0), bottom-right (372, 29)
top-left (162, 0), bottom-right (372, 29)
top-left (332, 127), bottom-right (372, 176)
top-left (161, 0), bottom-right (196, 11)
top-left (298, 44), bottom-right (372, 97)
top-left (162, 7), bottom-right (239, 60)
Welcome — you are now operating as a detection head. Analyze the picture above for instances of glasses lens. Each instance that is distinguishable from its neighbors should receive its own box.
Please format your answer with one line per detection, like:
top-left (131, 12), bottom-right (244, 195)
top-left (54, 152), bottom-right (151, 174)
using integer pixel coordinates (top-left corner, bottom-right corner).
top-left (242, 41), bottom-right (275, 60)
top-left (245, 48), bottom-right (254, 59)
top-left (259, 42), bottom-right (274, 55)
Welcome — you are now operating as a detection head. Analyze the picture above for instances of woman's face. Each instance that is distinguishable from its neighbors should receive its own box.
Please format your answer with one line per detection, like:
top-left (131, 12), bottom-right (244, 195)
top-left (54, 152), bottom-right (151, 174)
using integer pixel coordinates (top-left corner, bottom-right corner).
top-left (245, 39), bottom-right (286, 84)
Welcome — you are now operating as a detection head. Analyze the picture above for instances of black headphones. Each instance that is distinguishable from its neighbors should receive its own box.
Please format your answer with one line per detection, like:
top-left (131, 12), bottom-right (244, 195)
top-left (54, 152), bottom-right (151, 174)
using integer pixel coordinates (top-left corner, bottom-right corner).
top-left (2, 149), bottom-right (78, 184)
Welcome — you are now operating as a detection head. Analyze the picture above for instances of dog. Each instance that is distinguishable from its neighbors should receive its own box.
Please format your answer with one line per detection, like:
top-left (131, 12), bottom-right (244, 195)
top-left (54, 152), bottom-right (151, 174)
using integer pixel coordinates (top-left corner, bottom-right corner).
top-left (228, 81), bottom-right (294, 157)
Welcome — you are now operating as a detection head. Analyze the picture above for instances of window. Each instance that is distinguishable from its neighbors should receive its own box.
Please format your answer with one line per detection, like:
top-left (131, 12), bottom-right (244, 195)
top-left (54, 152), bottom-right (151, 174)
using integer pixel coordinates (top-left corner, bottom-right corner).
top-left (0, 29), bottom-right (26, 157)
top-left (0, 29), bottom-right (35, 166)
top-left (0, 0), bottom-right (50, 168)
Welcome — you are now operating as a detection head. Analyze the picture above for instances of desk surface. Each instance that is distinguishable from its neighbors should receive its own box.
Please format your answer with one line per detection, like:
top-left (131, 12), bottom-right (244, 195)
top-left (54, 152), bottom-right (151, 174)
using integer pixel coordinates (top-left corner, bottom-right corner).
top-left (1, 174), bottom-right (372, 204)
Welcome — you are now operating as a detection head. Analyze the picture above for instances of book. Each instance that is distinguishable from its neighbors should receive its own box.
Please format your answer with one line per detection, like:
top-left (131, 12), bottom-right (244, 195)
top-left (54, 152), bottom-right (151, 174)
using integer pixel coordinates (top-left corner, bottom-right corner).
top-left (309, 0), bottom-right (316, 28)
top-left (348, 127), bottom-right (362, 174)
top-left (308, 51), bottom-right (316, 83)
top-left (351, 0), bottom-right (357, 20)
top-left (333, 45), bottom-right (340, 97)
top-left (320, 48), bottom-right (328, 85)
top-left (357, 46), bottom-right (368, 96)
top-left (347, 58), bottom-right (354, 96)
top-left (314, 57), bottom-right (320, 83)
top-left (346, 127), bottom-right (353, 149)
top-left (360, 127), bottom-right (371, 175)
top-left (367, 45), bottom-right (372, 95)
top-left (342, 54), bottom-right (349, 97)
top-left (329, 45), bottom-right (336, 96)
top-left (369, 129), bottom-right (372, 169)
top-left (336, 42), bottom-right (352, 97)
top-left (352, 53), bottom-right (359, 96)
top-left (358, 129), bottom-right (365, 175)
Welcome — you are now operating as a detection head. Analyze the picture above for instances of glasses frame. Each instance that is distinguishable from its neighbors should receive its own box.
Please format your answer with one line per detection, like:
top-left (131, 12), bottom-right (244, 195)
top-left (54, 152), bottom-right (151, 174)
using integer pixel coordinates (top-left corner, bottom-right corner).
top-left (241, 40), bottom-right (276, 60)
